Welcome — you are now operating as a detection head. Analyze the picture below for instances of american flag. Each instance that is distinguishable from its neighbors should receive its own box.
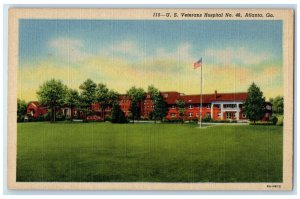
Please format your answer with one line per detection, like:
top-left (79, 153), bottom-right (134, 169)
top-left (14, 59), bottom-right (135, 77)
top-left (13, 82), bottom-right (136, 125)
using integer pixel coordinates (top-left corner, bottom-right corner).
top-left (193, 58), bottom-right (202, 69)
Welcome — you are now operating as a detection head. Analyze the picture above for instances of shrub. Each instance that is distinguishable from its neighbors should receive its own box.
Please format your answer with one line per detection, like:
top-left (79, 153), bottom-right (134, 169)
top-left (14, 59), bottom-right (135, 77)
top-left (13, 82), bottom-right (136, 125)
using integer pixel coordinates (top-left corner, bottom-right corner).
top-left (17, 115), bottom-right (25, 123)
top-left (105, 115), bottom-right (112, 122)
top-left (37, 115), bottom-right (45, 122)
top-left (192, 118), bottom-right (199, 123)
top-left (276, 115), bottom-right (283, 126)
top-left (163, 118), bottom-right (182, 123)
top-left (44, 113), bottom-right (51, 121)
top-left (111, 104), bottom-right (128, 123)
top-left (202, 115), bottom-right (212, 122)
top-left (56, 112), bottom-right (66, 121)
top-left (250, 122), bottom-right (273, 126)
top-left (270, 116), bottom-right (278, 125)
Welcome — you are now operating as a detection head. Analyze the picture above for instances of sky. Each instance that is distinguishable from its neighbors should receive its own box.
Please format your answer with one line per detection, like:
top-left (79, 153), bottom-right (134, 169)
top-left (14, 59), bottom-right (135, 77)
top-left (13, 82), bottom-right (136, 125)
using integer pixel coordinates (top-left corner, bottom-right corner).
top-left (18, 19), bottom-right (283, 101)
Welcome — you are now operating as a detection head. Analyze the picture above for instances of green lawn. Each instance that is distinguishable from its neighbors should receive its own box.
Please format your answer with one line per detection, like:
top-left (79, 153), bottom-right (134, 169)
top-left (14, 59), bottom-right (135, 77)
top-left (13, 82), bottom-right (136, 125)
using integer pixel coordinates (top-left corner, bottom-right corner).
top-left (17, 122), bottom-right (283, 182)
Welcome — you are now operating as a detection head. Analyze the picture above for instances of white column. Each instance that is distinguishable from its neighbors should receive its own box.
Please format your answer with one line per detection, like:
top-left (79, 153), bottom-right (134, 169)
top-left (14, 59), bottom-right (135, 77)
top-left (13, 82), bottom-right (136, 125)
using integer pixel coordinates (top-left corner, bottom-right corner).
top-left (236, 103), bottom-right (240, 120)
top-left (211, 103), bottom-right (214, 118)
top-left (220, 103), bottom-right (224, 120)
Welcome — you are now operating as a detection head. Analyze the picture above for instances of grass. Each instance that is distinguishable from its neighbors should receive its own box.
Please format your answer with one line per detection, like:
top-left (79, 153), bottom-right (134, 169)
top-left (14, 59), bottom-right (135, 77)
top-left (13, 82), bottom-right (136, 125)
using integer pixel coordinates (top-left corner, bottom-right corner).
top-left (17, 122), bottom-right (283, 182)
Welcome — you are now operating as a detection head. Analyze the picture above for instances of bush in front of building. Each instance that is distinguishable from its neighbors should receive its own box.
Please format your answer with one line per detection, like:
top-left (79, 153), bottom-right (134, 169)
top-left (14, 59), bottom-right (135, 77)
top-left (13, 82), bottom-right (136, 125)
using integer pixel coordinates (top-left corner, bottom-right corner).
top-left (276, 115), bottom-right (283, 126)
top-left (270, 116), bottom-right (278, 125)
top-left (209, 119), bottom-right (237, 123)
top-left (56, 112), bottom-right (66, 121)
top-left (105, 115), bottom-right (112, 122)
top-left (250, 122), bottom-right (273, 125)
top-left (249, 116), bottom-right (278, 126)
top-left (111, 104), bottom-right (128, 123)
top-left (17, 115), bottom-right (25, 123)
top-left (202, 115), bottom-right (212, 122)
top-left (163, 118), bottom-right (182, 123)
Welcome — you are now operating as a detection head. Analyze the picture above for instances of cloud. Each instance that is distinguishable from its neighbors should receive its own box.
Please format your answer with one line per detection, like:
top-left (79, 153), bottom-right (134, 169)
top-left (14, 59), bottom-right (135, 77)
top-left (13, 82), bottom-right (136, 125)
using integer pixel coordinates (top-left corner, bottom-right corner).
top-left (48, 38), bottom-right (91, 62)
top-left (101, 40), bottom-right (146, 59)
top-left (203, 47), bottom-right (272, 66)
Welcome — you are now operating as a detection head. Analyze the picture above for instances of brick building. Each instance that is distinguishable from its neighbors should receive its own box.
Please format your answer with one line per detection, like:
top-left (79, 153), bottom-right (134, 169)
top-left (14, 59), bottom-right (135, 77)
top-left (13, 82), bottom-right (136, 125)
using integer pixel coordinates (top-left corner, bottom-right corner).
top-left (26, 90), bottom-right (272, 122)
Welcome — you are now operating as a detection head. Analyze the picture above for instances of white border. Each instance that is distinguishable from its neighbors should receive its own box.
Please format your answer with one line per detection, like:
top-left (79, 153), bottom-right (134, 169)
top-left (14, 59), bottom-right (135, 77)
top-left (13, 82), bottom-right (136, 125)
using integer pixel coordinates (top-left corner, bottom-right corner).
top-left (1, 1), bottom-right (299, 198)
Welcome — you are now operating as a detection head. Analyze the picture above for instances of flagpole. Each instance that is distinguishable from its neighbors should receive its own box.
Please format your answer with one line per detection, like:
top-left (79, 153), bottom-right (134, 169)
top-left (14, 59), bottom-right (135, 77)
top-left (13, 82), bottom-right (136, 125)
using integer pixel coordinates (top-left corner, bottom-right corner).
top-left (199, 61), bottom-right (202, 128)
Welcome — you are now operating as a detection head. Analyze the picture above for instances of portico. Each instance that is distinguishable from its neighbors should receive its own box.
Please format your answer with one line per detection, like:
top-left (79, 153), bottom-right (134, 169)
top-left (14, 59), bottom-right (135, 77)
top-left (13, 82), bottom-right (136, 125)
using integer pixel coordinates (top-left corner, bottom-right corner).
top-left (211, 101), bottom-right (243, 120)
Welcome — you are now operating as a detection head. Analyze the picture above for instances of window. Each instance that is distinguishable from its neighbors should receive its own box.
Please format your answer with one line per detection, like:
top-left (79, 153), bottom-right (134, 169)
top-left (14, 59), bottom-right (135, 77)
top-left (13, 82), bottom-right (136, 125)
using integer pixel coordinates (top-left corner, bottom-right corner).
top-left (189, 112), bottom-right (193, 117)
top-left (188, 104), bottom-right (193, 109)
top-left (171, 113), bottom-right (176, 118)
top-left (226, 112), bottom-right (231, 119)
top-left (207, 104), bottom-right (211, 108)
top-left (242, 114), bottom-right (246, 118)
top-left (30, 109), bottom-right (35, 116)
top-left (223, 104), bottom-right (237, 108)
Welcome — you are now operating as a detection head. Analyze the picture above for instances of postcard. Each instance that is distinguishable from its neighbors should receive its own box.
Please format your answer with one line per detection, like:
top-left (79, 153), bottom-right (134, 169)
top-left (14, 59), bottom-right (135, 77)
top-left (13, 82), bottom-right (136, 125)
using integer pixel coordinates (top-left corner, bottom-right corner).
top-left (7, 8), bottom-right (294, 190)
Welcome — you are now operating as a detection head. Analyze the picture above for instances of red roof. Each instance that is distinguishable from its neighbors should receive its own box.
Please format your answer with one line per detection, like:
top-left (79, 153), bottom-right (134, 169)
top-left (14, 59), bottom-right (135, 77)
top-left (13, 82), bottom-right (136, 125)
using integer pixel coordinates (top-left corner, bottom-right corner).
top-left (28, 101), bottom-right (48, 109)
top-left (162, 92), bottom-right (247, 104)
top-left (161, 92), bottom-right (181, 104)
top-left (29, 101), bottom-right (41, 107)
top-left (116, 91), bottom-right (247, 104)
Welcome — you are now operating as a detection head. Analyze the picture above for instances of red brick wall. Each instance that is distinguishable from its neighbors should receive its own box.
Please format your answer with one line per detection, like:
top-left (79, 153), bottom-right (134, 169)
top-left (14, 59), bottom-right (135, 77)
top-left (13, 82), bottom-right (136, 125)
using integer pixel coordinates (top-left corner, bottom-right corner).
top-left (26, 103), bottom-right (48, 118)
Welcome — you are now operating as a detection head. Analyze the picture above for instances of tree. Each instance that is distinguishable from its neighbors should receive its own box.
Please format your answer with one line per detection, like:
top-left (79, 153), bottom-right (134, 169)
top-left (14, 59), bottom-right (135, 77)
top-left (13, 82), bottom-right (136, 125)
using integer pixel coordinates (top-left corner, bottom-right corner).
top-left (148, 85), bottom-right (160, 99)
top-left (244, 83), bottom-right (266, 124)
top-left (36, 79), bottom-right (67, 123)
top-left (65, 88), bottom-right (80, 121)
top-left (96, 83), bottom-right (119, 121)
top-left (148, 85), bottom-right (168, 123)
top-left (17, 99), bottom-right (27, 122)
top-left (79, 79), bottom-right (97, 121)
top-left (176, 99), bottom-right (186, 123)
top-left (148, 85), bottom-right (160, 123)
top-left (269, 96), bottom-right (284, 115)
top-left (111, 103), bottom-right (127, 123)
top-left (127, 86), bottom-right (145, 123)
top-left (152, 94), bottom-right (168, 122)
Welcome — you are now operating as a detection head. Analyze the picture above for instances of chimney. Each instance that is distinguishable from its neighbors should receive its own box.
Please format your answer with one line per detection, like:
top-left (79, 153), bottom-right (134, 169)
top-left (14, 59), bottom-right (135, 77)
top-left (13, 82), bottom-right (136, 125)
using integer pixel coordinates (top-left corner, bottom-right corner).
top-left (214, 90), bottom-right (217, 100)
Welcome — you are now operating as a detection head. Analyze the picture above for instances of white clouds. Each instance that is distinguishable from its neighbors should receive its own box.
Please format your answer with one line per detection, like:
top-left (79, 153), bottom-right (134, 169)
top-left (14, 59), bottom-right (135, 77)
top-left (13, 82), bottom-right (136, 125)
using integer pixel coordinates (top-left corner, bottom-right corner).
top-left (101, 40), bottom-right (145, 58)
top-left (155, 42), bottom-right (192, 61)
top-left (203, 47), bottom-right (272, 66)
top-left (49, 38), bottom-right (91, 62)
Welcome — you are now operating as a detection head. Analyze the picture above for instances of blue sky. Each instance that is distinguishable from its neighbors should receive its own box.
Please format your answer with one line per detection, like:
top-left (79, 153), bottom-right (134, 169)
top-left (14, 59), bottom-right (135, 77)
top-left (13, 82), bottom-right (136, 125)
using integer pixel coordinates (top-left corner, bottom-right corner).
top-left (18, 19), bottom-right (283, 100)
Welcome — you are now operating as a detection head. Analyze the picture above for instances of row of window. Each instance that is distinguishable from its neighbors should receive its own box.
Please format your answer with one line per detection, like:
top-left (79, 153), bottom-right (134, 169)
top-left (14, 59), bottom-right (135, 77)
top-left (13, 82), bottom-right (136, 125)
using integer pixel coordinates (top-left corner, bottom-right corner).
top-left (170, 104), bottom-right (215, 109)
top-left (170, 112), bottom-right (247, 118)
top-left (142, 104), bottom-right (242, 109)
